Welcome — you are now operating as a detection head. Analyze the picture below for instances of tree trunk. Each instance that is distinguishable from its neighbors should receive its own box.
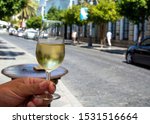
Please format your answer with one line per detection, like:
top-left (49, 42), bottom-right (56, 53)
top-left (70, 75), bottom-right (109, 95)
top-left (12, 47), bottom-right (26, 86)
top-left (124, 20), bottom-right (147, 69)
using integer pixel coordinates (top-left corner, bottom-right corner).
top-left (99, 23), bottom-right (106, 47)
top-left (69, 25), bottom-right (72, 40)
top-left (77, 25), bottom-right (81, 44)
top-left (64, 24), bottom-right (67, 39)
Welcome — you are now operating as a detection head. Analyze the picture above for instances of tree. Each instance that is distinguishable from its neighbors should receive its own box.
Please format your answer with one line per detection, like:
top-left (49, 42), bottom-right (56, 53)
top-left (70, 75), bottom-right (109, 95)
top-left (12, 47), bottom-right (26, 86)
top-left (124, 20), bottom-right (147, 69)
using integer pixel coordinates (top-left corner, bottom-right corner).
top-left (47, 6), bottom-right (62, 20)
top-left (0, 0), bottom-right (27, 20)
top-left (88, 0), bottom-right (120, 46)
top-left (26, 16), bottom-right (42, 29)
top-left (62, 4), bottom-right (89, 39)
top-left (117, 0), bottom-right (150, 41)
top-left (17, 0), bottom-right (38, 20)
top-left (46, 7), bottom-right (64, 36)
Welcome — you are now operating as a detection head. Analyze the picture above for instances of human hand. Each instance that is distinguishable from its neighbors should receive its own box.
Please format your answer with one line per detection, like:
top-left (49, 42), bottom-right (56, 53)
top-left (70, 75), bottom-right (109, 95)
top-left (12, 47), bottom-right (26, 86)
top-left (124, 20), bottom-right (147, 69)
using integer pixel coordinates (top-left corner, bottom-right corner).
top-left (0, 77), bottom-right (56, 107)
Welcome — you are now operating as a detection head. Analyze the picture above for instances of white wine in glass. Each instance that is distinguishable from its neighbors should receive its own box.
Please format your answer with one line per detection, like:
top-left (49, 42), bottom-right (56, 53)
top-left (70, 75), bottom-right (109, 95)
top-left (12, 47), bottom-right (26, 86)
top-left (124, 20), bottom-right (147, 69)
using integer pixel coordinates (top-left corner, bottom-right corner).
top-left (36, 43), bottom-right (65, 73)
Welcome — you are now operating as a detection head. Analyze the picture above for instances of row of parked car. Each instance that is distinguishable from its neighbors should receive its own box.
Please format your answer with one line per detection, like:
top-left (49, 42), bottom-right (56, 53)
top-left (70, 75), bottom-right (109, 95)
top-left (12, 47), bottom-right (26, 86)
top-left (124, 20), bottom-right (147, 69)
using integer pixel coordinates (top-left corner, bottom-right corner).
top-left (8, 27), bottom-right (48, 40)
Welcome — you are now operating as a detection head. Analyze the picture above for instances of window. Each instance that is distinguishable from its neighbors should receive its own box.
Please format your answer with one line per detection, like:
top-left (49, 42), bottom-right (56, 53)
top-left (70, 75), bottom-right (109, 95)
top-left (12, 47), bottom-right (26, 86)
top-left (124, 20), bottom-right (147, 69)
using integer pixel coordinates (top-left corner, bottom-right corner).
top-left (123, 18), bottom-right (129, 40)
top-left (111, 22), bottom-right (116, 39)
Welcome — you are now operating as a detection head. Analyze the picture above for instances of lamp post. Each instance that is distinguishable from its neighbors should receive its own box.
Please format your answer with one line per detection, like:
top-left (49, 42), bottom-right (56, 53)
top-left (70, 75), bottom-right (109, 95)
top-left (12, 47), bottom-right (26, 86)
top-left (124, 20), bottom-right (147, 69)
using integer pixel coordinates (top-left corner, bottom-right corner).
top-left (41, 0), bottom-right (48, 20)
top-left (88, 0), bottom-right (93, 47)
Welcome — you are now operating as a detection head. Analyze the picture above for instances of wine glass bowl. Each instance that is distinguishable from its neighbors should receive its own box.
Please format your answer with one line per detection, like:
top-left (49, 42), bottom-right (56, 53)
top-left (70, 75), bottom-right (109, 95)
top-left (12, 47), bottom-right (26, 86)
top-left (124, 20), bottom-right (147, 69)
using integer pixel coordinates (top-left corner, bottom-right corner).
top-left (36, 41), bottom-right (65, 74)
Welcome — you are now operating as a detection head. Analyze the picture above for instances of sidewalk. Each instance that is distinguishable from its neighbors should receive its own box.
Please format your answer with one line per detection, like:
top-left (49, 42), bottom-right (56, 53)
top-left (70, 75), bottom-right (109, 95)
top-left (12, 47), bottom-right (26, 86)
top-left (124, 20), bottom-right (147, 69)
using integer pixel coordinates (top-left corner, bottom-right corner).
top-left (0, 37), bottom-right (82, 107)
top-left (78, 42), bottom-right (127, 56)
top-left (65, 39), bottom-right (127, 56)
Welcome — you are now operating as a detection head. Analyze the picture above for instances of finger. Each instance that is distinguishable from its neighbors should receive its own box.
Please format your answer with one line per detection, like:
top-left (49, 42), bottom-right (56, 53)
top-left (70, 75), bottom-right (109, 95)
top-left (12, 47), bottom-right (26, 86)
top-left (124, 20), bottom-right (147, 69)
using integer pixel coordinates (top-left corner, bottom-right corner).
top-left (33, 94), bottom-right (53, 107)
top-left (31, 78), bottom-right (56, 94)
top-left (27, 101), bottom-right (36, 107)
top-left (24, 78), bottom-right (56, 95)
top-left (48, 82), bottom-right (56, 94)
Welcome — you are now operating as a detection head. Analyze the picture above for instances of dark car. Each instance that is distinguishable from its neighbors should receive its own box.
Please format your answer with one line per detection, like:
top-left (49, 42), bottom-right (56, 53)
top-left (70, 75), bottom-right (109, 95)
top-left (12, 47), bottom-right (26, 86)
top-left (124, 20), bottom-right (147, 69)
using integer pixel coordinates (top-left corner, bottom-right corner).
top-left (126, 37), bottom-right (150, 66)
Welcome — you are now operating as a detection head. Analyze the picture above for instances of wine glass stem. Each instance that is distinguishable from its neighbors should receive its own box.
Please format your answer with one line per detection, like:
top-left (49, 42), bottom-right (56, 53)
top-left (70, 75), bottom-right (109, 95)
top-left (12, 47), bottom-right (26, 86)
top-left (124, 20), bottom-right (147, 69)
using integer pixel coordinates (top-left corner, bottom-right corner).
top-left (46, 70), bottom-right (51, 107)
top-left (46, 70), bottom-right (51, 80)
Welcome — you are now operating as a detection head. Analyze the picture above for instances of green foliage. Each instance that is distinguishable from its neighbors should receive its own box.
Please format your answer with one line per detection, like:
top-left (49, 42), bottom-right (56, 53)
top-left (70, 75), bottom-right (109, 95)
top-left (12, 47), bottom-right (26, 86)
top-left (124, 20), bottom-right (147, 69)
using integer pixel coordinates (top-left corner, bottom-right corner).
top-left (89, 0), bottom-right (120, 24)
top-left (47, 6), bottom-right (62, 20)
top-left (117, 0), bottom-right (150, 24)
top-left (0, 0), bottom-right (27, 20)
top-left (62, 5), bottom-right (89, 25)
top-left (17, 0), bottom-right (38, 20)
top-left (26, 16), bottom-right (42, 29)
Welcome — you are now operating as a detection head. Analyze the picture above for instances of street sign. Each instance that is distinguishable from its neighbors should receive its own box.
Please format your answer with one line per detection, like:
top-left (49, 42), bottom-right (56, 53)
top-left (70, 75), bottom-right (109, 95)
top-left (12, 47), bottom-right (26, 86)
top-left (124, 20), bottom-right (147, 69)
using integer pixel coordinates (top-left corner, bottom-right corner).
top-left (80, 7), bottom-right (88, 21)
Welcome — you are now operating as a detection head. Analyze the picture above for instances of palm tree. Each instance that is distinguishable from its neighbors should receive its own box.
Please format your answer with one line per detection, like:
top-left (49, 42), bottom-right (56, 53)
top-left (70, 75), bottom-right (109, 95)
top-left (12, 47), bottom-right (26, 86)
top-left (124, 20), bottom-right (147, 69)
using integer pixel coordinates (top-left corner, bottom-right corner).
top-left (17, 0), bottom-right (38, 28)
top-left (19, 0), bottom-right (37, 19)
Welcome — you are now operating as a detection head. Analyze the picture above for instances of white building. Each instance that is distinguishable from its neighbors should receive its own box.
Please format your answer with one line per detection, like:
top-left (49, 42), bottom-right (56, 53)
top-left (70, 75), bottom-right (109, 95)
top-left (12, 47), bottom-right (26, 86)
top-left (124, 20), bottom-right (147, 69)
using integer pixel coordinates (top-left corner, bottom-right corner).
top-left (38, 0), bottom-right (78, 19)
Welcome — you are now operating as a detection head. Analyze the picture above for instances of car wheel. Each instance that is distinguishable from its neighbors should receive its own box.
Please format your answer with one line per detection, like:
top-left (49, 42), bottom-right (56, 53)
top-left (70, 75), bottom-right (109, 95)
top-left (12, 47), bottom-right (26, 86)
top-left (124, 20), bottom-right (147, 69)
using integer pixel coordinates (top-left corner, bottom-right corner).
top-left (126, 52), bottom-right (133, 64)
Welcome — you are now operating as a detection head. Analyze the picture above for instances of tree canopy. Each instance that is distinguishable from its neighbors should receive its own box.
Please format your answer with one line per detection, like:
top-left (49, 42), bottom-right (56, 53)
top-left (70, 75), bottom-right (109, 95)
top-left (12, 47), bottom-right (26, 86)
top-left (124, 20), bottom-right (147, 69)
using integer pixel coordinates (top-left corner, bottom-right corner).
top-left (62, 5), bottom-right (88, 26)
top-left (26, 16), bottom-right (42, 29)
top-left (88, 0), bottom-right (120, 45)
top-left (0, 0), bottom-right (27, 20)
top-left (47, 6), bottom-right (62, 21)
top-left (117, 0), bottom-right (150, 40)
top-left (17, 0), bottom-right (38, 20)
top-left (89, 0), bottom-right (120, 24)
top-left (116, 0), bottom-right (150, 24)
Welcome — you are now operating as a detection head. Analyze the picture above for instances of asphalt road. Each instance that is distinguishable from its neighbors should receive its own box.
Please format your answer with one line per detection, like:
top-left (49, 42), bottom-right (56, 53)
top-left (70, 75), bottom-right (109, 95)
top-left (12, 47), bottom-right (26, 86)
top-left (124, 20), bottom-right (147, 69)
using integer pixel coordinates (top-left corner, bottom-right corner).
top-left (1, 34), bottom-right (150, 107)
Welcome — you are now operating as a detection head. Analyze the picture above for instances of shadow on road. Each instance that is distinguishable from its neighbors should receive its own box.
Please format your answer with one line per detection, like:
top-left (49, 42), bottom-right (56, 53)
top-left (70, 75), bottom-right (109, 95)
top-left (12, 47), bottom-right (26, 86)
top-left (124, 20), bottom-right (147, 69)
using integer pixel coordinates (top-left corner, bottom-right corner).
top-left (0, 57), bottom-right (16, 60)
top-left (123, 61), bottom-right (150, 70)
top-left (100, 49), bottom-right (126, 55)
top-left (0, 39), bottom-right (25, 60)
top-left (80, 45), bottom-right (127, 55)
top-left (0, 51), bottom-right (25, 57)
top-left (0, 46), bottom-right (15, 49)
top-left (0, 40), bottom-right (6, 44)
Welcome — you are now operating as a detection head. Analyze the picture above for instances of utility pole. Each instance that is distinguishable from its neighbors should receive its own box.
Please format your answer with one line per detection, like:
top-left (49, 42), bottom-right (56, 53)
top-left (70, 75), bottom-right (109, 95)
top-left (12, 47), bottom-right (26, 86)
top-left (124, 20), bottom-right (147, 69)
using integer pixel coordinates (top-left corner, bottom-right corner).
top-left (88, 0), bottom-right (93, 47)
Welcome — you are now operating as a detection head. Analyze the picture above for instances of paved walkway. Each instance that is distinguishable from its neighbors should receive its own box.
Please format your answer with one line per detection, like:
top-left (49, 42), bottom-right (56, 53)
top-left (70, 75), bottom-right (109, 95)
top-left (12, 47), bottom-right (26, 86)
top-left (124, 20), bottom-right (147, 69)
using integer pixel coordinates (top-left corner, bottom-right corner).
top-left (0, 37), bottom-right (82, 107)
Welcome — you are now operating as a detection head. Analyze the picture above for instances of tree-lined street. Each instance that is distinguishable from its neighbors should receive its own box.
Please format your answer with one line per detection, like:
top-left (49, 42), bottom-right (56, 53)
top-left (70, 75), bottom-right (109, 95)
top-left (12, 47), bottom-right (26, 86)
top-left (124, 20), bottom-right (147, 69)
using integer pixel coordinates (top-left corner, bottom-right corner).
top-left (1, 34), bottom-right (150, 107)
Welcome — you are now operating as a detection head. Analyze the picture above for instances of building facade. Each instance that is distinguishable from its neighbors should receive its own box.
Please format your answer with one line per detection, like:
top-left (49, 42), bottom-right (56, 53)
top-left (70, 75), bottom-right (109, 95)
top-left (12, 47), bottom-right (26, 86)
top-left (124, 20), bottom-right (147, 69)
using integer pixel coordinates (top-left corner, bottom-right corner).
top-left (37, 0), bottom-right (150, 47)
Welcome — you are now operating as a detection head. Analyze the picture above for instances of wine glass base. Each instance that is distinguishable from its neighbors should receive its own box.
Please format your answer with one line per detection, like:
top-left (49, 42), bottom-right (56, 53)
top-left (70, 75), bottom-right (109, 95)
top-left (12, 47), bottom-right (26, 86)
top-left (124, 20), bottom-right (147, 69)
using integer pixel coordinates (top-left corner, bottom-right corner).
top-left (52, 93), bottom-right (61, 100)
top-left (48, 93), bottom-right (61, 107)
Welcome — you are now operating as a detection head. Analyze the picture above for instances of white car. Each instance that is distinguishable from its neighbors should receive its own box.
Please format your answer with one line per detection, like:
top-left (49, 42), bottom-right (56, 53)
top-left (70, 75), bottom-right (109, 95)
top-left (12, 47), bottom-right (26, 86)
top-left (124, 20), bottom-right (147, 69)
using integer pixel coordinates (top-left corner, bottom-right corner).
top-left (17, 28), bottom-right (24, 37)
top-left (24, 28), bottom-right (38, 39)
top-left (40, 31), bottom-right (48, 38)
top-left (9, 27), bottom-right (17, 35)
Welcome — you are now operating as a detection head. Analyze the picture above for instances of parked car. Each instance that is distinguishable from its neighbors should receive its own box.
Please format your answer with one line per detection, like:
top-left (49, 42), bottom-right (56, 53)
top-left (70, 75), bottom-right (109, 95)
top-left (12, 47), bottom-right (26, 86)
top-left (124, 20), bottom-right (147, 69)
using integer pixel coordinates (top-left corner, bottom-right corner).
top-left (40, 31), bottom-right (48, 38)
top-left (126, 37), bottom-right (150, 66)
top-left (24, 28), bottom-right (38, 39)
top-left (17, 28), bottom-right (24, 37)
top-left (8, 27), bottom-right (17, 35)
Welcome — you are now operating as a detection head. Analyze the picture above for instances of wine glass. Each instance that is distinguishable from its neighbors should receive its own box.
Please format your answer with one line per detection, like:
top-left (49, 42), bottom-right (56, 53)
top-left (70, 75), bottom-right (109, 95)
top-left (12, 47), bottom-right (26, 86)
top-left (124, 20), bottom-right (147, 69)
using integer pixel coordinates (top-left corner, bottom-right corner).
top-left (35, 20), bottom-right (65, 106)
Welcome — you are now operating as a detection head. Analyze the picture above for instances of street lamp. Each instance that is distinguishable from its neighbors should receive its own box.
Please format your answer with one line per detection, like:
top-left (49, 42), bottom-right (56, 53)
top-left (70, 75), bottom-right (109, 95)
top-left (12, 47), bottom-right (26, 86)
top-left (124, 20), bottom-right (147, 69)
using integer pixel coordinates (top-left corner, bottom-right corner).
top-left (88, 0), bottom-right (93, 47)
top-left (41, 0), bottom-right (48, 20)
